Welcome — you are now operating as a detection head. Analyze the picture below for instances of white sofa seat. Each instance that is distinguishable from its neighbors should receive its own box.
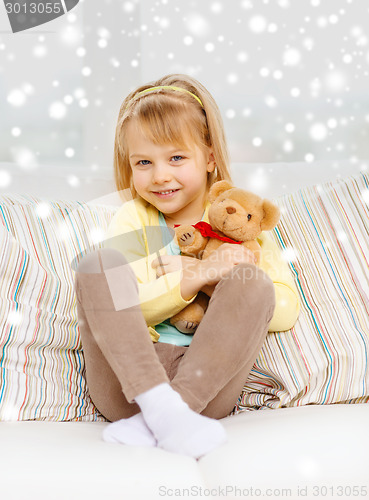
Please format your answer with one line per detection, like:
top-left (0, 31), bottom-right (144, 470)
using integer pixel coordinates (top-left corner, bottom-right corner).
top-left (200, 404), bottom-right (369, 495)
top-left (1, 404), bottom-right (368, 500)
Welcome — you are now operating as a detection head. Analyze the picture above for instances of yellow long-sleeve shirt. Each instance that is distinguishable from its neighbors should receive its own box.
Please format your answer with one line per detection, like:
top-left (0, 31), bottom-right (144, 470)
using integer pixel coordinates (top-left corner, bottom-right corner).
top-left (104, 196), bottom-right (300, 342)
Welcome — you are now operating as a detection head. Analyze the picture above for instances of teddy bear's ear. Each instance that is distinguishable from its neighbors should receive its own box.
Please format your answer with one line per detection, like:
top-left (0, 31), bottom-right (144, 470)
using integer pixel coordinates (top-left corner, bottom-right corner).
top-left (260, 200), bottom-right (281, 231)
top-left (208, 180), bottom-right (234, 202)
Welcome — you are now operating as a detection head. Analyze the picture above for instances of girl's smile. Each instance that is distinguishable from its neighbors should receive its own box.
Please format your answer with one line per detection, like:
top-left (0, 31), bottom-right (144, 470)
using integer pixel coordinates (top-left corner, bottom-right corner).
top-left (153, 189), bottom-right (180, 198)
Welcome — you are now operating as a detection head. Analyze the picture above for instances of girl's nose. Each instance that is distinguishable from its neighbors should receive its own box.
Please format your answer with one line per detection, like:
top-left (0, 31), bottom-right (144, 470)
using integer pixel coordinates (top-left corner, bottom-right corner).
top-left (152, 164), bottom-right (171, 184)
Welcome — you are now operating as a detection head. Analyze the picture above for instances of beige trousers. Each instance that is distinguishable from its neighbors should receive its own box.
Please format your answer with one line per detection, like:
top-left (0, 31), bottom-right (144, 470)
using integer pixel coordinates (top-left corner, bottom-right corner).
top-left (74, 248), bottom-right (275, 422)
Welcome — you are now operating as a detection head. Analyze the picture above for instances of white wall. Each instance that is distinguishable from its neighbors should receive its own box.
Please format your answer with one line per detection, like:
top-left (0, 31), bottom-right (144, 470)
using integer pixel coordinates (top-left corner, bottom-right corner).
top-left (1, 0), bottom-right (369, 181)
top-left (0, 4), bottom-right (85, 165)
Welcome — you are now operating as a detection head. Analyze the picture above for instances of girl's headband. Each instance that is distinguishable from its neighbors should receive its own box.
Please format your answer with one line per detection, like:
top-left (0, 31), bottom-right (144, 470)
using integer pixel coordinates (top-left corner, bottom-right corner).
top-left (128, 85), bottom-right (204, 108)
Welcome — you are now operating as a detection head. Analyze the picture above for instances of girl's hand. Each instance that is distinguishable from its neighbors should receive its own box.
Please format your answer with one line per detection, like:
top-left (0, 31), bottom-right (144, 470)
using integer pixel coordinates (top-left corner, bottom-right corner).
top-left (151, 255), bottom-right (199, 277)
top-left (152, 254), bottom-right (203, 301)
top-left (209, 243), bottom-right (257, 266)
top-left (151, 244), bottom-right (255, 278)
top-left (199, 243), bottom-right (257, 286)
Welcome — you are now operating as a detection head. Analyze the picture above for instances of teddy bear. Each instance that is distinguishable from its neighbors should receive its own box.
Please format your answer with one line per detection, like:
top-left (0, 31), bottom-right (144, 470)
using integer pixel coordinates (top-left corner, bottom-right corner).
top-left (169, 180), bottom-right (281, 334)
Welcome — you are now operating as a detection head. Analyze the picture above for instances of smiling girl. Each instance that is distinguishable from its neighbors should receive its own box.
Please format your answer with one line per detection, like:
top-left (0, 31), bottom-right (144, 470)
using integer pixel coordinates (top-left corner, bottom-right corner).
top-left (73, 74), bottom-right (300, 459)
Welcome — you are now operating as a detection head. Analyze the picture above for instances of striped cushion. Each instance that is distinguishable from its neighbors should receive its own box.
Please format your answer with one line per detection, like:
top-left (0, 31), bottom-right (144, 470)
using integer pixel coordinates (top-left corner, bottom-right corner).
top-left (236, 171), bottom-right (369, 411)
top-left (0, 194), bottom-right (117, 421)
top-left (2, 171), bottom-right (368, 421)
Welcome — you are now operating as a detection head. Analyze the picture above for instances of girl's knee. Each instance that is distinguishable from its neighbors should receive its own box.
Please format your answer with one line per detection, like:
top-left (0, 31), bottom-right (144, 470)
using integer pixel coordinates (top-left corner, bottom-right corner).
top-left (224, 262), bottom-right (275, 306)
top-left (74, 248), bottom-right (139, 311)
top-left (76, 248), bottom-right (129, 274)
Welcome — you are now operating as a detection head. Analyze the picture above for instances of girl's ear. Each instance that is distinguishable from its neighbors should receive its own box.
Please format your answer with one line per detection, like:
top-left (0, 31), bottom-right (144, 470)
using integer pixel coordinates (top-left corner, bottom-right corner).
top-left (206, 148), bottom-right (216, 174)
top-left (208, 180), bottom-right (234, 202)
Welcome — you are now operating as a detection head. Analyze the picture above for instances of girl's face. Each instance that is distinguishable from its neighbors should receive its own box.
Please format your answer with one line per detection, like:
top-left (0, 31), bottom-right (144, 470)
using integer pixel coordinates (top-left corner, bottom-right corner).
top-left (126, 120), bottom-right (216, 227)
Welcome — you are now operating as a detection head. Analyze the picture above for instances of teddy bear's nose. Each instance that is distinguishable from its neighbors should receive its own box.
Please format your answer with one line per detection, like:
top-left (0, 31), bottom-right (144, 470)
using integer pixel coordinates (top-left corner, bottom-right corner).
top-left (226, 206), bottom-right (236, 214)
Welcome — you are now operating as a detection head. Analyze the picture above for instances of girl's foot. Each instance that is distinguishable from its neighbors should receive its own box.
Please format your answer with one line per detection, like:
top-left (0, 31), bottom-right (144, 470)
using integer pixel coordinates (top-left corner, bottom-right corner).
top-left (135, 383), bottom-right (227, 459)
top-left (103, 412), bottom-right (157, 447)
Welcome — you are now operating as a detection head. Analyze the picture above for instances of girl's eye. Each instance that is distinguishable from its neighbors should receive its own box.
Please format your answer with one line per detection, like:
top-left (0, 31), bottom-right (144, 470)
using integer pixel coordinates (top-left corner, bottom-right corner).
top-left (136, 156), bottom-right (184, 166)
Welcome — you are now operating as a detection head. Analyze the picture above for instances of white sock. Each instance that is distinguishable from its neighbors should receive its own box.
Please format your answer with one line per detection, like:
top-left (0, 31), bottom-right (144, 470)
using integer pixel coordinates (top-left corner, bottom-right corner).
top-left (135, 383), bottom-right (227, 459)
top-left (102, 413), bottom-right (157, 447)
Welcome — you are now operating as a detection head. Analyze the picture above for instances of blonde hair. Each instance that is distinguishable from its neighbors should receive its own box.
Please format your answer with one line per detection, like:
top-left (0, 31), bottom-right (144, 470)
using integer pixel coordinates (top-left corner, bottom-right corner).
top-left (113, 74), bottom-right (232, 200)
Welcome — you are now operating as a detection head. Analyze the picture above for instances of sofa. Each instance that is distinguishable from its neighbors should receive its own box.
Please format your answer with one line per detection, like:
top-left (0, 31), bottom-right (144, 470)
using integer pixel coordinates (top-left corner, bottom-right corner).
top-left (0, 160), bottom-right (368, 500)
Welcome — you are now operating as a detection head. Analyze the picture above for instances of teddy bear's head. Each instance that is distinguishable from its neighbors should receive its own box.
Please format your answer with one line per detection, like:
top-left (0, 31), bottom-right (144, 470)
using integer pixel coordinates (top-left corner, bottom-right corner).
top-left (207, 180), bottom-right (280, 242)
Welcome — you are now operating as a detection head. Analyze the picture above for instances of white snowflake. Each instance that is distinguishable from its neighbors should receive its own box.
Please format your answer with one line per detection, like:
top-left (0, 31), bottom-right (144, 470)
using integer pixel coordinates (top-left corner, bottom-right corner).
top-left (110, 57), bottom-right (120, 67)
top-left (210, 2), bottom-right (223, 14)
top-left (90, 227), bottom-right (106, 244)
top-left (7, 89), bottom-right (27, 107)
top-left (249, 15), bottom-right (267, 33)
top-left (82, 67), bottom-right (92, 76)
top-left (98, 39), bottom-right (108, 48)
top-left (273, 69), bottom-right (283, 80)
top-left (265, 95), bottom-right (278, 108)
top-left (361, 189), bottom-right (369, 204)
top-left (49, 102), bottom-right (67, 120)
top-left (60, 25), bottom-right (81, 45)
top-left (290, 87), bottom-right (301, 97)
top-left (227, 73), bottom-right (238, 84)
top-left (237, 51), bottom-right (248, 62)
top-left (67, 175), bottom-right (80, 188)
top-left (183, 36), bottom-right (193, 46)
top-left (282, 248), bottom-right (298, 263)
top-left (303, 38), bottom-right (314, 50)
top-left (79, 98), bottom-right (89, 108)
top-left (65, 148), bottom-right (75, 158)
top-left (0, 170), bottom-right (12, 188)
top-left (36, 202), bottom-right (51, 219)
top-left (184, 13), bottom-right (210, 37)
top-left (76, 47), bottom-right (86, 57)
top-left (7, 310), bottom-right (23, 326)
top-left (205, 43), bottom-right (215, 52)
top-left (226, 109), bottom-right (236, 119)
top-left (283, 48), bottom-right (301, 66)
top-left (123, 2), bottom-right (135, 13)
top-left (283, 140), bottom-right (294, 152)
top-left (64, 95), bottom-right (74, 104)
top-left (33, 45), bottom-right (47, 58)
top-left (11, 127), bottom-right (22, 137)
top-left (325, 71), bottom-right (346, 92)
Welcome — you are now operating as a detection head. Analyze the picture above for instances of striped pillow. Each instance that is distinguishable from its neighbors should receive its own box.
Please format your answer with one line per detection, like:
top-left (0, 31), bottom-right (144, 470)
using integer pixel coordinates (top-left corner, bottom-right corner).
top-left (236, 171), bottom-right (369, 412)
top-left (0, 194), bottom-right (117, 421)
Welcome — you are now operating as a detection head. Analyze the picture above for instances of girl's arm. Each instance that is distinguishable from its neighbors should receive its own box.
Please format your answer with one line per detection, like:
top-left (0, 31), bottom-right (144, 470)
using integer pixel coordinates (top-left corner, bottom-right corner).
top-left (154, 244), bottom-right (258, 300)
top-left (104, 200), bottom-right (201, 326)
top-left (105, 199), bottom-right (261, 326)
top-left (198, 236), bottom-right (300, 331)
top-left (258, 232), bottom-right (300, 332)
top-left (150, 233), bottom-right (300, 332)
